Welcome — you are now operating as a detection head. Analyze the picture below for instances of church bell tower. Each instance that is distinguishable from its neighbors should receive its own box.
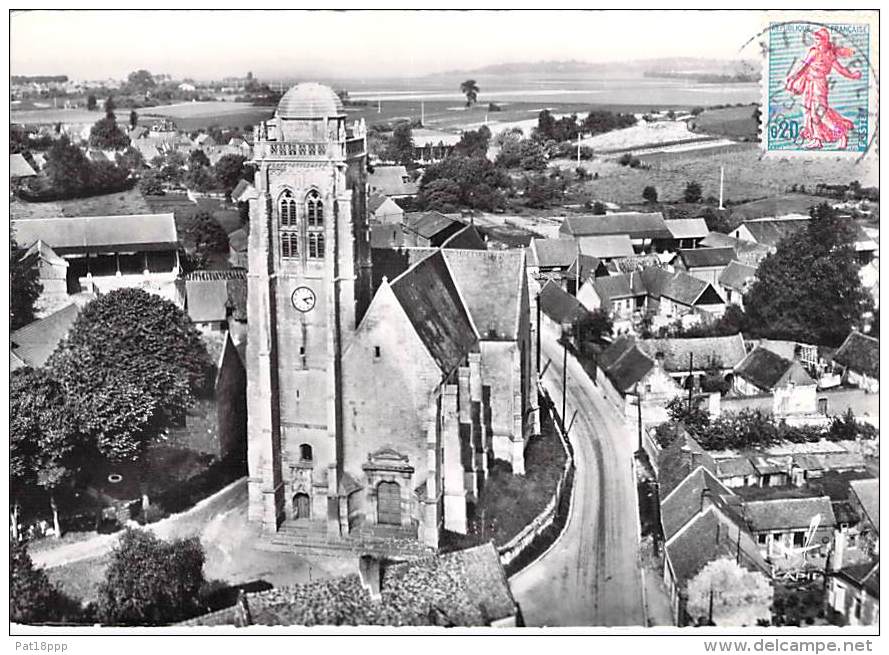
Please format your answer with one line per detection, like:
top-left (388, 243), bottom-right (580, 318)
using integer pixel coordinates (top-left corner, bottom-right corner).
top-left (246, 83), bottom-right (372, 533)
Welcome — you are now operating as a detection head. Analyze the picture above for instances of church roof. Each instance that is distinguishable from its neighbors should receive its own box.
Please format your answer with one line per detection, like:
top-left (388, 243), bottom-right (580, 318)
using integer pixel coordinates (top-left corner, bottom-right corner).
top-left (277, 83), bottom-right (344, 119)
top-left (10, 303), bottom-right (81, 370)
top-left (442, 249), bottom-right (525, 341)
top-left (390, 250), bottom-right (477, 374)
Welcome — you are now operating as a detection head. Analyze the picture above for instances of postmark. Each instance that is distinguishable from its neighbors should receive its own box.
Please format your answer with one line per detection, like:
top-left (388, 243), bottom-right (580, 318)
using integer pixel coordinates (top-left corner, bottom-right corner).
top-left (763, 21), bottom-right (874, 156)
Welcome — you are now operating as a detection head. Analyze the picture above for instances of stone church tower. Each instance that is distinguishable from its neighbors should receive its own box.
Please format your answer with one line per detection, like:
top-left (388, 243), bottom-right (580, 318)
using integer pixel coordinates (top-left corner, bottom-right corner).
top-left (246, 83), bottom-right (372, 533)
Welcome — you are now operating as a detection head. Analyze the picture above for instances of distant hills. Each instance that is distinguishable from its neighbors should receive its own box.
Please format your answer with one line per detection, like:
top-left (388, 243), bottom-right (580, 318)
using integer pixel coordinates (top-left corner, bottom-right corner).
top-left (429, 58), bottom-right (758, 80)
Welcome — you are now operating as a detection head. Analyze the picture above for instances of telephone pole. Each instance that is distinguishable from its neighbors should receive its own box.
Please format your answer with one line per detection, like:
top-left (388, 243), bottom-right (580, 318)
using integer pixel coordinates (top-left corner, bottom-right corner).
top-left (687, 352), bottom-right (694, 411)
top-left (635, 382), bottom-right (643, 453)
top-left (561, 337), bottom-right (568, 425)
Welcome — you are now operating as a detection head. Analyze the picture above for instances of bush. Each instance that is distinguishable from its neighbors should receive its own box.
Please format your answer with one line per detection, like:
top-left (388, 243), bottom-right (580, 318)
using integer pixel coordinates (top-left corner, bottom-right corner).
top-left (10, 537), bottom-right (82, 624)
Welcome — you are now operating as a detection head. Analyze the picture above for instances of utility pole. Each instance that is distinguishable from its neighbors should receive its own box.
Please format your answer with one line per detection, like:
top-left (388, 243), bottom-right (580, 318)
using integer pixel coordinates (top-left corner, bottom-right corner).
top-left (635, 382), bottom-right (643, 453)
top-left (687, 352), bottom-right (694, 411)
top-left (420, 101), bottom-right (424, 126)
top-left (718, 165), bottom-right (725, 210)
top-left (535, 293), bottom-right (541, 373)
top-left (378, 98), bottom-right (381, 114)
top-left (576, 129), bottom-right (581, 167)
top-left (562, 337), bottom-right (568, 426)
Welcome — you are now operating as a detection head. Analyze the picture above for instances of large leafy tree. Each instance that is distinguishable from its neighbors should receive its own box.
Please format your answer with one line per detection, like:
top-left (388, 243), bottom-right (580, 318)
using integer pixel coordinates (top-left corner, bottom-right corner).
top-left (212, 153), bottom-right (249, 192)
top-left (744, 203), bottom-right (872, 346)
top-left (454, 126), bottom-right (491, 158)
top-left (385, 121), bottom-right (415, 168)
top-left (50, 288), bottom-right (210, 433)
top-left (188, 211), bottom-right (230, 256)
top-left (127, 69), bottom-right (156, 93)
top-left (686, 558), bottom-right (773, 627)
top-left (185, 165), bottom-right (217, 193)
top-left (10, 537), bottom-right (82, 624)
top-left (97, 528), bottom-right (205, 626)
top-left (10, 229), bottom-right (42, 330)
top-left (44, 135), bottom-right (93, 196)
top-left (460, 79), bottom-right (479, 107)
top-left (419, 154), bottom-right (510, 211)
top-left (89, 96), bottom-right (130, 150)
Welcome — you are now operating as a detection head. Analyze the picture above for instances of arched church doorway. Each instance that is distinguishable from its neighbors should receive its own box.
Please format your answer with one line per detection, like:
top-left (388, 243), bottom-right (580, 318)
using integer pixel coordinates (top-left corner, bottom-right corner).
top-left (376, 481), bottom-right (401, 525)
top-left (293, 492), bottom-right (311, 520)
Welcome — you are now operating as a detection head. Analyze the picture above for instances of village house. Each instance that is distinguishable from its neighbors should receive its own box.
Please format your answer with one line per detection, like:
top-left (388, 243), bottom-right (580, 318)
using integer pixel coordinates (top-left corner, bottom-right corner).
top-left (10, 152), bottom-right (37, 180)
top-left (664, 217), bottom-right (709, 249)
top-left (11, 213), bottom-right (181, 309)
top-left (538, 279), bottom-right (588, 337)
top-left (367, 193), bottom-right (404, 224)
top-left (564, 254), bottom-right (608, 295)
top-left (578, 272), bottom-right (647, 334)
top-left (18, 240), bottom-right (70, 317)
top-left (527, 237), bottom-right (579, 281)
top-left (671, 247), bottom-right (736, 286)
top-left (718, 260), bottom-right (757, 309)
top-left (730, 216), bottom-right (878, 264)
top-left (227, 228), bottom-right (249, 269)
top-left (733, 346), bottom-right (818, 416)
top-left (700, 231), bottom-right (771, 266)
top-left (596, 337), bottom-right (681, 420)
top-left (847, 478), bottom-right (879, 557)
top-left (402, 211), bottom-right (467, 247)
top-left (367, 164), bottom-right (418, 198)
top-left (10, 302), bottom-right (84, 371)
top-left (576, 234), bottom-right (636, 261)
top-left (231, 179), bottom-right (258, 204)
top-left (559, 212), bottom-right (673, 253)
top-left (827, 560), bottom-right (879, 626)
top-left (831, 331), bottom-right (879, 393)
top-left (411, 129), bottom-right (461, 164)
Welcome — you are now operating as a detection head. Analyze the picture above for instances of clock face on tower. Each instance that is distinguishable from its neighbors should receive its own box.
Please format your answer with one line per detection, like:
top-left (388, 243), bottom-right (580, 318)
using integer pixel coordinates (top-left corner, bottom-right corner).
top-left (291, 286), bottom-right (316, 312)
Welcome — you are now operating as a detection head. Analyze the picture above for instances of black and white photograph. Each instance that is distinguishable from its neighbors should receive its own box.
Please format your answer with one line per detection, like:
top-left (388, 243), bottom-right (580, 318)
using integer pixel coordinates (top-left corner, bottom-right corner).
top-left (6, 5), bottom-right (880, 642)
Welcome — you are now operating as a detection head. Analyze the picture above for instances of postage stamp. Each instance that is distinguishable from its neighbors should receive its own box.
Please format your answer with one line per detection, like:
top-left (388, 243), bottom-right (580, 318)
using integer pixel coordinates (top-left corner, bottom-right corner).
top-left (764, 21), bottom-right (873, 156)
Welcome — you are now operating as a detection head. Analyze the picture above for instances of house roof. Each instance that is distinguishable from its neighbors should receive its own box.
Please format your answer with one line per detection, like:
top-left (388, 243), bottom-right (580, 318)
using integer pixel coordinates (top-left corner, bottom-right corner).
top-left (530, 237), bottom-right (577, 269)
top-left (231, 179), bottom-right (256, 203)
top-left (848, 479), bottom-right (878, 533)
top-left (834, 561), bottom-right (879, 599)
top-left (662, 466), bottom-right (732, 541)
top-left (640, 266), bottom-right (719, 306)
top-left (605, 253), bottom-right (663, 274)
top-left (12, 214), bottom-right (178, 253)
top-left (598, 337), bottom-right (655, 393)
top-left (367, 193), bottom-right (390, 214)
top-left (592, 271), bottom-right (647, 303)
top-left (440, 223), bottom-right (486, 250)
top-left (21, 239), bottom-right (67, 267)
top-left (538, 280), bottom-right (587, 325)
top-left (227, 227), bottom-right (248, 252)
top-left (737, 217), bottom-right (808, 247)
top-left (735, 347), bottom-right (815, 391)
top-left (370, 224), bottom-right (405, 249)
top-left (442, 249), bottom-right (525, 341)
top-left (185, 279), bottom-right (231, 323)
top-left (664, 218), bottom-right (709, 240)
top-left (560, 212), bottom-right (671, 240)
top-left (10, 153), bottom-right (37, 178)
top-left (716, 457), bottom-right (757, 479)
top-left (657, 432), bottom-right (719, 497)
top-left (566, 254), bottom-right (602, 283)
top-left (675, 247), bottom-right (736, 269)
top-left (404, 211), bottom-right (464, 240)
top-left (390, 250), bottom-right (477, 374)
top-left (832, 331), bottom-right (879, 379)
top-left (637, 334), bottom-right (747, 372)
top-left (577, 234), bottom-right (636, 259)
top-left (743, 496), bottom-right (836, 532)
top-left (10, 303), bottom-right (81, 369)
top-left (368, 165), bottom-right (419, 197)
top-left (718, 260), bottom-right (757, 292)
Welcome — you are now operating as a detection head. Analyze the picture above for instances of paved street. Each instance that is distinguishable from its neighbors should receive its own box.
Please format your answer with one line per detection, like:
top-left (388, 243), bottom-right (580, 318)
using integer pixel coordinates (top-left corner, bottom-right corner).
top-left (510, 327), bottom-right (645, 626)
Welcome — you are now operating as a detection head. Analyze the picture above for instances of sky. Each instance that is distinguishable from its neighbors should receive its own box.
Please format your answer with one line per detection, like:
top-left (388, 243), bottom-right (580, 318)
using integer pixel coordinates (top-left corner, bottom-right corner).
top-left (10, 10), bottom-right (769, 81)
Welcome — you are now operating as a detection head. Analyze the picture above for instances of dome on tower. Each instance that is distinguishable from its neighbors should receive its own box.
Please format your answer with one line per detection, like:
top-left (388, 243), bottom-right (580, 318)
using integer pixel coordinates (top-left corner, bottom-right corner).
top-left (276, 83), bottom-right (344, 119)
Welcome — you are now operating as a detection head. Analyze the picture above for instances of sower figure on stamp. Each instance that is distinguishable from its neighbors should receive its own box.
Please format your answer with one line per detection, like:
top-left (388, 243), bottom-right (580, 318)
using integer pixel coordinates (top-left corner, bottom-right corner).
top-left (785, 27), bottom-right (862, 149)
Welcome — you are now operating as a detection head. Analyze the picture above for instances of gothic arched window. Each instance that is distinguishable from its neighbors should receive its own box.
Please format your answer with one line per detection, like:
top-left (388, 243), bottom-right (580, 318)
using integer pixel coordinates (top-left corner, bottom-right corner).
top-left (279, 190), bottom-right (298, 259)
top-left (306, 190), bottom-right (324, 259)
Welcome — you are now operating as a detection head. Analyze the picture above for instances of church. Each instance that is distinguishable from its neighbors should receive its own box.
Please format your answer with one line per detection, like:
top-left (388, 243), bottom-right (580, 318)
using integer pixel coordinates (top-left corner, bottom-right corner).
top-left (246, 83), bottom-right (536, 551)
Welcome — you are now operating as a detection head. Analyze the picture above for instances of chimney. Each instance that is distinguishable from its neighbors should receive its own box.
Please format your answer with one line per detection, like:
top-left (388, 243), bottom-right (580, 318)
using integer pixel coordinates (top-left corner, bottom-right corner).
top-left (700, 487), bottom-right (712, 514)
top-left (358, 554), bottom-right (382, 601)
top-left (831, 531), bottom-right (845, 572)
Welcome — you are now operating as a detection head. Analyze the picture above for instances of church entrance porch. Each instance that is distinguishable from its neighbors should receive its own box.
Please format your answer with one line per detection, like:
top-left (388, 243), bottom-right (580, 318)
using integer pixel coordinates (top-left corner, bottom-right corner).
top-left (292, 492), bottom-right (311, 520)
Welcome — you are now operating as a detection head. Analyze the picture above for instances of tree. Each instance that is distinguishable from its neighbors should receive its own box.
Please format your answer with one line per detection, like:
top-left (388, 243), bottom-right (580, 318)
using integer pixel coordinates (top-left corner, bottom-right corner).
top-left (50, 289), bottom-right (210, 431)
top-left (139, 169), bottom-right (165, 196)
top-left (188, 211), bottom-right (230, 255)
top-left (686, 558), bottom-right (773, 627)
top-left (683, 180), bottom-right (703, 203)
top-left (417, 178), bottom-right (461, 213)
top-left (10, 537), bottom-right (81, 624)
top-left (97, 528), bottom-right (205, 625)
top-left (116, 146), bottom-right (144, 173)
top-left (89, 97), bottom-right (129, 150)
top-left (460, 79), bottom-right (479, 107)
top-left (385, 122), bottom-right (415, 167)
top-left (743, 203), bottom-right (871, 346)
top-left (642, 186), bottom-right (658, 203)
top-left (454, 126), bottom-right (491, 158)
top-left (10, 229), bottom-right (42, 331)
top-left (127, 69), bottom-right (156, 93)
top-left (90, 161), bottom-right (129, 191)
top-left (212, 153), bottom-right (248, 193)
top-left (129, 109), bottom-right (139, 129)
top-left (87, 94), bottom-right (97, 111)
top-left (44, 135), bottom-right (92, 196)
top-left (591, 201), bottom-right (607, 215)
top-left (419, 155), bottom-right (510, 211)
top-left (188, 149), bottom-right (210, 169)
top-left (185, 165), bottom-right (217, 193)
top-left (576, 309), bottom-right (613, 346)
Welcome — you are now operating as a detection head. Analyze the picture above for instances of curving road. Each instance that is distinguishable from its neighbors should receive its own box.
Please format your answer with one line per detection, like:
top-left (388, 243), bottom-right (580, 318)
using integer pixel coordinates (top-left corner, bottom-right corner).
top-left (510, 327), bottom-right (645, 627)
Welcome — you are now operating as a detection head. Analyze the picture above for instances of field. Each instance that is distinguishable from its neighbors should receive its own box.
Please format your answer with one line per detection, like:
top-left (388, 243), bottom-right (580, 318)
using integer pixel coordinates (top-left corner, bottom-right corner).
top-left (562, 142), bottom-right (878, 206)
top-left (580, 119), bottom-right (709, 153)
top-left (11, 188), bottom-right (153, 221)
top-left (689, 104), bottom-right (759, 141)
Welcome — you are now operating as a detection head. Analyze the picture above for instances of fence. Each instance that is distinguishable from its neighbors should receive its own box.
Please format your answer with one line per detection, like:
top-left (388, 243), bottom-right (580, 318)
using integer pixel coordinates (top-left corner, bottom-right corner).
top-left (497, 386), bottom-right (575, 577)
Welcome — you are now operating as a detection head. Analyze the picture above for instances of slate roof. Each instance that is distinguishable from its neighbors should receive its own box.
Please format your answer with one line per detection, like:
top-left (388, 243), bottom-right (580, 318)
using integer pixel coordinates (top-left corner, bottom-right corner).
top-left (368, 165), bottom-right (419, 196)
top-left (560, 212), bottom-right (671, 240)
top-left (10, 304), bottom-right (81, 369)
top-left (640, 266), bottom-right (719, 306)
top-left (228, 227), bottom-right (248, 252)
top-left (12, 214), bottom-right (178, 253)
top-left (440, 224), bottom-right (486, 250)
top-left (675, 247), bottom-right (736, 269)
top-left (700, 231), bottom-right (771, 265)
top-left (598, 337), bottom-right (655, 393)
top-left (832, 331), bottom-right (879, 379)
top-left (367, 193), bottom-right (390, 214)
top-left (637, 334), bottom-right (747, 372)
top-left (182, 543), bottom-right (516, 627)
top-left (21, 239), bottom-right (67, 267)
top-left (716, 457), bottom-right (757, 479)
top-left (657, 432), bottom-right (719, 497)
top-left (538, 280), bottom-right (587, 325)
top-left (849, 479), bottom-right (878, 533)
top-left (718, 260), bottom-right (757, 292)
top-left (605, 253), bottom-right (663, 274)
top-left (566, 254), bottom-right (602, 284)
top-left (10, 153), bottom-right (37, 178)
top-left (231, 179), bottom-right (256, 203)
top-left (370, 224), bottom-right (405, 249)
top-left (743, 496), bottom-right (836, 532)
top-left (662, 466), bottom-right (732, 540)
top-left (404, 211), bottom-right (464, 240)
top-left (530, 238), bottom-right (577, 269)
top-left (834, 561), bottom-right (879, 599)
top-left (592, 272), bottom-right (648, 303)
top-left (442, 249), bottom-right (525, 341)
top-left (734, 346), bottom-right (814, 391)
top-left (186, 279), bottom-right (231, 323)
top-left (666, 506), bottom-right (769, 585)
top-left (664, 218), bottom-right (709, 240)
top-left (738, 217), bottom-right (808, 247)
top-left (390, 250), bottom-right (477, 374)
top-left (577, 234), bottom-right (636, 259)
